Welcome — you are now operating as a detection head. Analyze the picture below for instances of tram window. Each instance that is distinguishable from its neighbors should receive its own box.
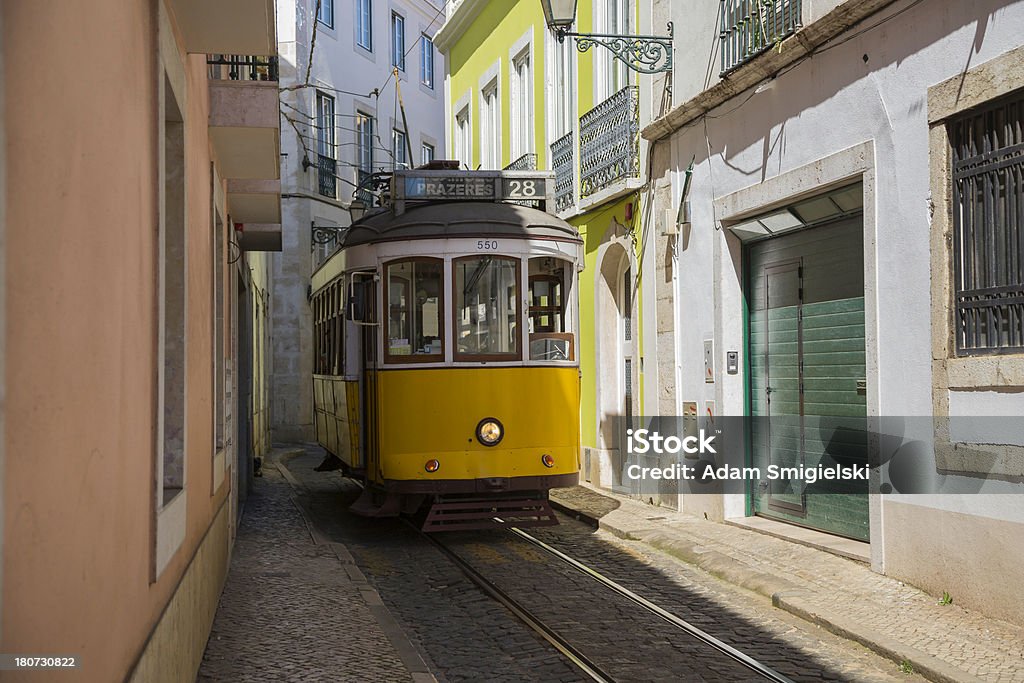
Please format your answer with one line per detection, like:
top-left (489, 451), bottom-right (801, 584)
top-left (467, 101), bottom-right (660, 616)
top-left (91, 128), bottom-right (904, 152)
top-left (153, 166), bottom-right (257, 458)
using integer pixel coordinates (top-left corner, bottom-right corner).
top-left (528, 257), bottom-right (574, 361)
top-left (385, 259), bottom-right (443, 361)
top-left (313, 277), bottom-right (346, 375)
top-left (454, 256), bottom-right (520, 359)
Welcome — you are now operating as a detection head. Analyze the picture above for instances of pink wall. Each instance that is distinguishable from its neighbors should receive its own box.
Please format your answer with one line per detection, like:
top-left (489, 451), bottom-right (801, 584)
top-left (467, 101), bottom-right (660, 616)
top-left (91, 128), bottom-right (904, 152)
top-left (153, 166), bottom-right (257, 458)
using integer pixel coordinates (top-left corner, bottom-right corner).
top-left (3, 1), bottom-right (230, 679)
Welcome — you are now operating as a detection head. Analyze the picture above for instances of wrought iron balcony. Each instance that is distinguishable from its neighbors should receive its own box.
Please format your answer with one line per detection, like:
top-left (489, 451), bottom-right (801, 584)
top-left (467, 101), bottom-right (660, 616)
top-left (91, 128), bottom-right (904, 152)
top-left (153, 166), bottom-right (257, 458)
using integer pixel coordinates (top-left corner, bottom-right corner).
top-left (579, 86), bottom-right (639, 200)
top-left (719, 0), bottom-right (802, 75)
top-left (207, 54), bottom-right (279, 81)
top-left (550, 132), bottom-right (575, 213)
top-left (317, 154), bottom-right (337, 199)
top-left (504, 153), bottom-right (538, 171)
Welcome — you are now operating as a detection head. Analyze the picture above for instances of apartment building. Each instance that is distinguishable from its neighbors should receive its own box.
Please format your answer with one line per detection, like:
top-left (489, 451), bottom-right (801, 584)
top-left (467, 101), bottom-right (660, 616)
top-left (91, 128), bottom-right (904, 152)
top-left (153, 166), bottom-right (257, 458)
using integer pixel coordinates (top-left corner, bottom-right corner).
top-left (644, 0), bottom-right (1024, 625)
top-left (273, 0), bottom-right (447, 442)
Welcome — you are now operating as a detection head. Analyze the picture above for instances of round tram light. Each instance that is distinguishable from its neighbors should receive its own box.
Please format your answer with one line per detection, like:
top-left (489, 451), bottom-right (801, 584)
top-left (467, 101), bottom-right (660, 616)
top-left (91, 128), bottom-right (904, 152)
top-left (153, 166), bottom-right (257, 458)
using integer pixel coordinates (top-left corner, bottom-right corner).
top-left (476, 418), bottom-right (504, 447)
top-left (425, 459), bottom-right (440, 473)
top-left (541, 454), bottom-right (555, 468)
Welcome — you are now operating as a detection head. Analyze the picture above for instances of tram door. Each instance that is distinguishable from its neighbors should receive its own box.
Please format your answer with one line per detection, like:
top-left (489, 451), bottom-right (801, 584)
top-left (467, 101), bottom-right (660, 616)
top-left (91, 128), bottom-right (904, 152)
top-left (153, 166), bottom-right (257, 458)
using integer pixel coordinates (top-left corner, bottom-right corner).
top-left (352, 273), bottom-right (380, 480)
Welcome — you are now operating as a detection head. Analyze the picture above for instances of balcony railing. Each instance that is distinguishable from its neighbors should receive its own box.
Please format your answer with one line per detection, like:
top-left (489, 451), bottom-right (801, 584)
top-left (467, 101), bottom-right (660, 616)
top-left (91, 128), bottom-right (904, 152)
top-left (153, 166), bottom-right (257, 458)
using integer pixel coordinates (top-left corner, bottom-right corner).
top-left (207, 54), bottom-right (279, 81)
top-left (317, 154), bottom-right (337, 199)
top-left (504, 153), bottom-right (537, 171)
top-left (579, 86), bottom-right (639, 200)
top-left (719, 0), bottom-right (802, 75)
top-left (550, 132), bottom-right (575, 213)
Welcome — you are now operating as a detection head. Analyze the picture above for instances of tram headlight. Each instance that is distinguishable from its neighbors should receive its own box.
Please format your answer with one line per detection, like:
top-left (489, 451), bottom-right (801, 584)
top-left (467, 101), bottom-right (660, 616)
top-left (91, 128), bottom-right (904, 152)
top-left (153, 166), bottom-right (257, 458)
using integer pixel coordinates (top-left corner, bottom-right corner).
top-left (541, 454), bottom-right (555, 468)
top-left (476, 418), bottom-right (504, 447)
top-left (425, 459), bottom-right (440, 473)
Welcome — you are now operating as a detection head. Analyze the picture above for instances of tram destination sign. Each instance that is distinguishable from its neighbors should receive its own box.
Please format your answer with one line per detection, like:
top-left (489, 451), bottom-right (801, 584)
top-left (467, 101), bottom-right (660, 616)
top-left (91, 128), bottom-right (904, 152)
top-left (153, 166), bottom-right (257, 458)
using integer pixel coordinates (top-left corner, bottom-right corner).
top-left (392, 170), bottom-right (555, 215)
top-left (404, 175), bottom-right (496, 200)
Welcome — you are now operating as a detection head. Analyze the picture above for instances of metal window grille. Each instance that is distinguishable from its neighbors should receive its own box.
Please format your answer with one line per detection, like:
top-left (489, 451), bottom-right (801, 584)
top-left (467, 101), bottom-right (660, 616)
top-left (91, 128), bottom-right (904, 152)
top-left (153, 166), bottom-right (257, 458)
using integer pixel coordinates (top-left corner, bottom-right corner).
top-left (503, 153), bottom-right (537, 171)
top-left (623, 267), bottom-right (633, 342)
top-left (719, 0), bottom-right (802, 75)
top-left (950, 92), bottom-right (1024, 355)
top-left (624, 358), bottom-right (633, 423)
top-left (579, 86), bottom-right (639, 199)
top-left (550, 131), bottom-right (575, 212)
top-left (206, 55), bottom-right (278, 82)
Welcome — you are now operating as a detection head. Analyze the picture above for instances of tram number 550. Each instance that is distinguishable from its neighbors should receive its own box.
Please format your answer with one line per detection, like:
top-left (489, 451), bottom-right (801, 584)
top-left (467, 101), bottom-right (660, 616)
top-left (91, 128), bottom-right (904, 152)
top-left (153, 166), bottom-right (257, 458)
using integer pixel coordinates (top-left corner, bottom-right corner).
top-left (477, 240), bottom-right (499, 251)
top-left (503, 178), bottom-right (546, 200)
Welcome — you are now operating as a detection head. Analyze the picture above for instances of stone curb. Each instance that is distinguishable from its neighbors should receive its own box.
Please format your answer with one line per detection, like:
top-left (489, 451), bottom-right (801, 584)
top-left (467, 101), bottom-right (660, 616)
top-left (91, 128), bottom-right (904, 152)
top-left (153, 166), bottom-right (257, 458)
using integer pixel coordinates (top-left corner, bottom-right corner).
top-left (273, 450), bottom-right (440, 683)
top-left (553, 496), bottom-right (982, 683)
top-left (773, 592), bottom-right (986, 683)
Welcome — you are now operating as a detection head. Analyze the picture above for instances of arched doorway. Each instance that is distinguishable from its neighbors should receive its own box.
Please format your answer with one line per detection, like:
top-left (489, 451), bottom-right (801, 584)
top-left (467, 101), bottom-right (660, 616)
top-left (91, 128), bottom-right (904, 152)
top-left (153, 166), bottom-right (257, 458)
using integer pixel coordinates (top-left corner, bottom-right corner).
top-left (595, 233), bottom-right (635, 491)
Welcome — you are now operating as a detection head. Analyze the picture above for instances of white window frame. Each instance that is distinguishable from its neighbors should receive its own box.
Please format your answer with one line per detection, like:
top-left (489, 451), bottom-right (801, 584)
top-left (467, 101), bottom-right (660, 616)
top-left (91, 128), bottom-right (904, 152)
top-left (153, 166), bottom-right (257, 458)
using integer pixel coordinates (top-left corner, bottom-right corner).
top-left (393, 128), bottom-right (408, 169)
top-left (480, 79), bottom-right (500, 169)
top-left (454, 103), bottom-right (471, 168)
top-left (317, 0), bottom-right (334, 28)
top-left (421, 142), bottom-right (435, 166)
top-left (510, 46), bottom-right (533, 161)
top-left (594, 0), bottom-right (629, 102)
top-left (356, 110), bottom-right (375, 180)
top-left (546, 30), bottom-right (576, 143)
top-left (420, 34), bottom-right (434, 88)
top-left (391, 12), bottom-right (405, 71)
top-left (316, 91), bottom-right (335, 158)
top-left (356, 0), bottom-right (372, 51)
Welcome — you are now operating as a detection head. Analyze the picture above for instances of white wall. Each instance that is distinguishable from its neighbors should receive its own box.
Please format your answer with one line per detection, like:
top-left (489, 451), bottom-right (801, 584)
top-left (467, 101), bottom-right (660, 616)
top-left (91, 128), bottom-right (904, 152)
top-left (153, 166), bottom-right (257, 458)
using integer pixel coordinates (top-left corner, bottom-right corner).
top-left (272, 0), bottom-right (447, 441)
top-left (665, 1), bottom-right (1024, 517)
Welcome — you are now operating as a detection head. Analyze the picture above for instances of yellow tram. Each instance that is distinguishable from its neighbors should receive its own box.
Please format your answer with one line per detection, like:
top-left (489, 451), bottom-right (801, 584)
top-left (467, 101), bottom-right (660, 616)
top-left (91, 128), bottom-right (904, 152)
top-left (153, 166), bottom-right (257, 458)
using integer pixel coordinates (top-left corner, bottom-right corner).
top-left (310, 169), bottom-right (582, 530)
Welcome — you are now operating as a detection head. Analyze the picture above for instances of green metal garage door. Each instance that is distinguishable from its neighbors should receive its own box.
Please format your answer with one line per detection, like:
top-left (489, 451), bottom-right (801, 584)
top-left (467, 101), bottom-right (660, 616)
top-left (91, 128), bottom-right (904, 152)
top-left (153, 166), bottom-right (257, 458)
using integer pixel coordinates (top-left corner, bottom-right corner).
top-left (747, 216), bottom-right (869, 541)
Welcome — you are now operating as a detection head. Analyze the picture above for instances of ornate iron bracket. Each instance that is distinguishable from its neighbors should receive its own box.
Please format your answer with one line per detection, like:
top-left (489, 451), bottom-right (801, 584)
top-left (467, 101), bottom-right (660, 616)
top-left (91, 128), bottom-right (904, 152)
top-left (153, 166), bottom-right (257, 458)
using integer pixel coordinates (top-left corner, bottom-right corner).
top-left (311, 221), bottom-right (344, 247)
top-left (558, 23), bottom-right (673, 75)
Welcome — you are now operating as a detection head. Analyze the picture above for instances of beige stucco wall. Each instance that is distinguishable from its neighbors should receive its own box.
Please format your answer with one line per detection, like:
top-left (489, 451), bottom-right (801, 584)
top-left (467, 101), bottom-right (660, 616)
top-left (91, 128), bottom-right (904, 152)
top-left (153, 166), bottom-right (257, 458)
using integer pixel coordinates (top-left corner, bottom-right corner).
top-left (2, 1), bottom-right (233, 680)
top-left (882, 501), bottom-right (1024, 627)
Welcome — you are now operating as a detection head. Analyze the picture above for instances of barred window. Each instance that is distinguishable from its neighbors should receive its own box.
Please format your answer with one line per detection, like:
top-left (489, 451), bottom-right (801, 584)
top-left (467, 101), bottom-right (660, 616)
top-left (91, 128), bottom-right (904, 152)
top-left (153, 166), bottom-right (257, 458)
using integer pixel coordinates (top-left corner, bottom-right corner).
top-left (950, 92), bottom-right (1024, 355)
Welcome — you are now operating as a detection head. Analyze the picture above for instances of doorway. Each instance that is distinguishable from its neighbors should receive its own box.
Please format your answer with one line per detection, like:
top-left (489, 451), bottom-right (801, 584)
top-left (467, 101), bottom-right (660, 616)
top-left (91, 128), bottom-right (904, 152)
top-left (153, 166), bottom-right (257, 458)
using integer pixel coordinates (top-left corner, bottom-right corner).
top-left (747, 216), bottom-right (869, 541)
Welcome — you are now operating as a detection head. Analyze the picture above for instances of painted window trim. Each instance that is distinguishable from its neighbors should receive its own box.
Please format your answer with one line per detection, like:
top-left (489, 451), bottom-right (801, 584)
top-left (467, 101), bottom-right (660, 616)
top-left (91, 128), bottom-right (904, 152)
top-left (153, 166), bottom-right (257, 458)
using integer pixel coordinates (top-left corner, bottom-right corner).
top-left (356, 0), bottom-right (373, 52)
top-left (317, 0), bottom-right (335, 29)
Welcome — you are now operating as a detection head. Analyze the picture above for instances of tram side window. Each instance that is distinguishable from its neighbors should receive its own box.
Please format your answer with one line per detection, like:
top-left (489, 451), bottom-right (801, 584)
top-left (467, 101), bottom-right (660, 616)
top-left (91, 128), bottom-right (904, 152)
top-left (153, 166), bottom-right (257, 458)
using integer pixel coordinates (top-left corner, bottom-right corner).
top-left (385, 259), bottom-right (443, 361)
top-left (528, 257), bottom-right (574, 361)
top-left (454, 256), bottom-right (520, 359)
top-left (313, 278), bottom-right (346, 375)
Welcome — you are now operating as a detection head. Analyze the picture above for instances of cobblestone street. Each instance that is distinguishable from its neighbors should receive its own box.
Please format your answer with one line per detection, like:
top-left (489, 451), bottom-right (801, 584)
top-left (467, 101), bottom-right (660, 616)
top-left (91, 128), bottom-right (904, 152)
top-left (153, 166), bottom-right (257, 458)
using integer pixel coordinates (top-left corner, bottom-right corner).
top-left (196, 445), bottom-right (943, 682)
top-left (197, 450), bottom-right (427, 682)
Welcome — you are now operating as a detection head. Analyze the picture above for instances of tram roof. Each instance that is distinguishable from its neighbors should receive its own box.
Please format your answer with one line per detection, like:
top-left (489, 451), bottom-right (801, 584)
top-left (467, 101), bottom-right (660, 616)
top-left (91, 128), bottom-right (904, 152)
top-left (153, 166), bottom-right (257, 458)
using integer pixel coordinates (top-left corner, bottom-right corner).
top-left (341, 201), bottom-right (582, 248)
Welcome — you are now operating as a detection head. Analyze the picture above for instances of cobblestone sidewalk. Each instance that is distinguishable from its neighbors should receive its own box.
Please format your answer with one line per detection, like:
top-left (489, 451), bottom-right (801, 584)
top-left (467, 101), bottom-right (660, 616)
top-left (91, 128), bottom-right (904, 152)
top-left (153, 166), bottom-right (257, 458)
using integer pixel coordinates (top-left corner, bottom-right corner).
top-left (197, 449), bottom-right (433, 683)
top-left (550, 485), bottom-right (1024, 683)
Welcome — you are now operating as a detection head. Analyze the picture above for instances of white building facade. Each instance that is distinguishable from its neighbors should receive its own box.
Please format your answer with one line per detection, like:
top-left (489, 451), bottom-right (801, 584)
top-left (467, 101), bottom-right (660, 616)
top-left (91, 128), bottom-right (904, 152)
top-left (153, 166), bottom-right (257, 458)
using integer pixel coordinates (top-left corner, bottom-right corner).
top-left (645, 0), bottom-right (1024, 625)
top-left (274, 0), bottom-right (446, 441)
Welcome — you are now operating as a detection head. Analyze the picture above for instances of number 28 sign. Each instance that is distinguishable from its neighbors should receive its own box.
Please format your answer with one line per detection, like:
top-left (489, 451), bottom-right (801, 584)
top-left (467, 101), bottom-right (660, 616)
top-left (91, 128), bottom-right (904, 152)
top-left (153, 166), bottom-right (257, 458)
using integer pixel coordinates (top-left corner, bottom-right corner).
top-left (502, 177), bottom-right (546, 200)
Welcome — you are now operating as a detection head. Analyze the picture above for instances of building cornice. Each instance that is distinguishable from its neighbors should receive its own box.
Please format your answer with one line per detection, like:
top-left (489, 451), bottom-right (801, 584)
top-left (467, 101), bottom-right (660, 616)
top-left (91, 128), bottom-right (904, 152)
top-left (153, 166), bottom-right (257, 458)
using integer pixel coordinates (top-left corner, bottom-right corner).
top-left (432, 0), bottom-right (488, 53)
top-left (642, 0), bottom-right (900, 142)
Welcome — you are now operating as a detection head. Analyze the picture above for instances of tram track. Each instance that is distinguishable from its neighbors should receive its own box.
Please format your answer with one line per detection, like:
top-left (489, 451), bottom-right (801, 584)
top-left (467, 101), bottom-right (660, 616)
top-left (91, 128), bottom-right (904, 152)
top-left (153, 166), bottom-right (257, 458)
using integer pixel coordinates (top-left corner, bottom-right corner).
top-left (411, 516), bottom-right (796, 683)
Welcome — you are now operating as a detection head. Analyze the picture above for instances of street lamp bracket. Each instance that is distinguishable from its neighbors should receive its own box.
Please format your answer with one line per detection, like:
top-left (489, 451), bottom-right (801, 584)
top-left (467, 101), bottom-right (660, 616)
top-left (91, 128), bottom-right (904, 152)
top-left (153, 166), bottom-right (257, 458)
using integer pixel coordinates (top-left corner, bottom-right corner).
top-left (556, 22), bottom-right (673, 75)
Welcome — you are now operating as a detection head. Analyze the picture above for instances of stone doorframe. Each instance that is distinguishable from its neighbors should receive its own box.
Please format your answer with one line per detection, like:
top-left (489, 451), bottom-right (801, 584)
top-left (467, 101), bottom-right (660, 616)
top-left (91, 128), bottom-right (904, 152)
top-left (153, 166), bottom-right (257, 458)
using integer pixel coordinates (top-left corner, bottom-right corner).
top-left (712, 141), bottom-right (882, 566)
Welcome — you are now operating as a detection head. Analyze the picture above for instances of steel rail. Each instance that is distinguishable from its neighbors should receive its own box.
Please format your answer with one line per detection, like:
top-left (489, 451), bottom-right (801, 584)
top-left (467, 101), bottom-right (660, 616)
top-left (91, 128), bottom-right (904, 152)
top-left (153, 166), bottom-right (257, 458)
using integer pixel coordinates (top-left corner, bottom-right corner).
top-left (507, 526), bottom-right (796, 683)
top-left (406, 522), bottom-right (614, 683)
